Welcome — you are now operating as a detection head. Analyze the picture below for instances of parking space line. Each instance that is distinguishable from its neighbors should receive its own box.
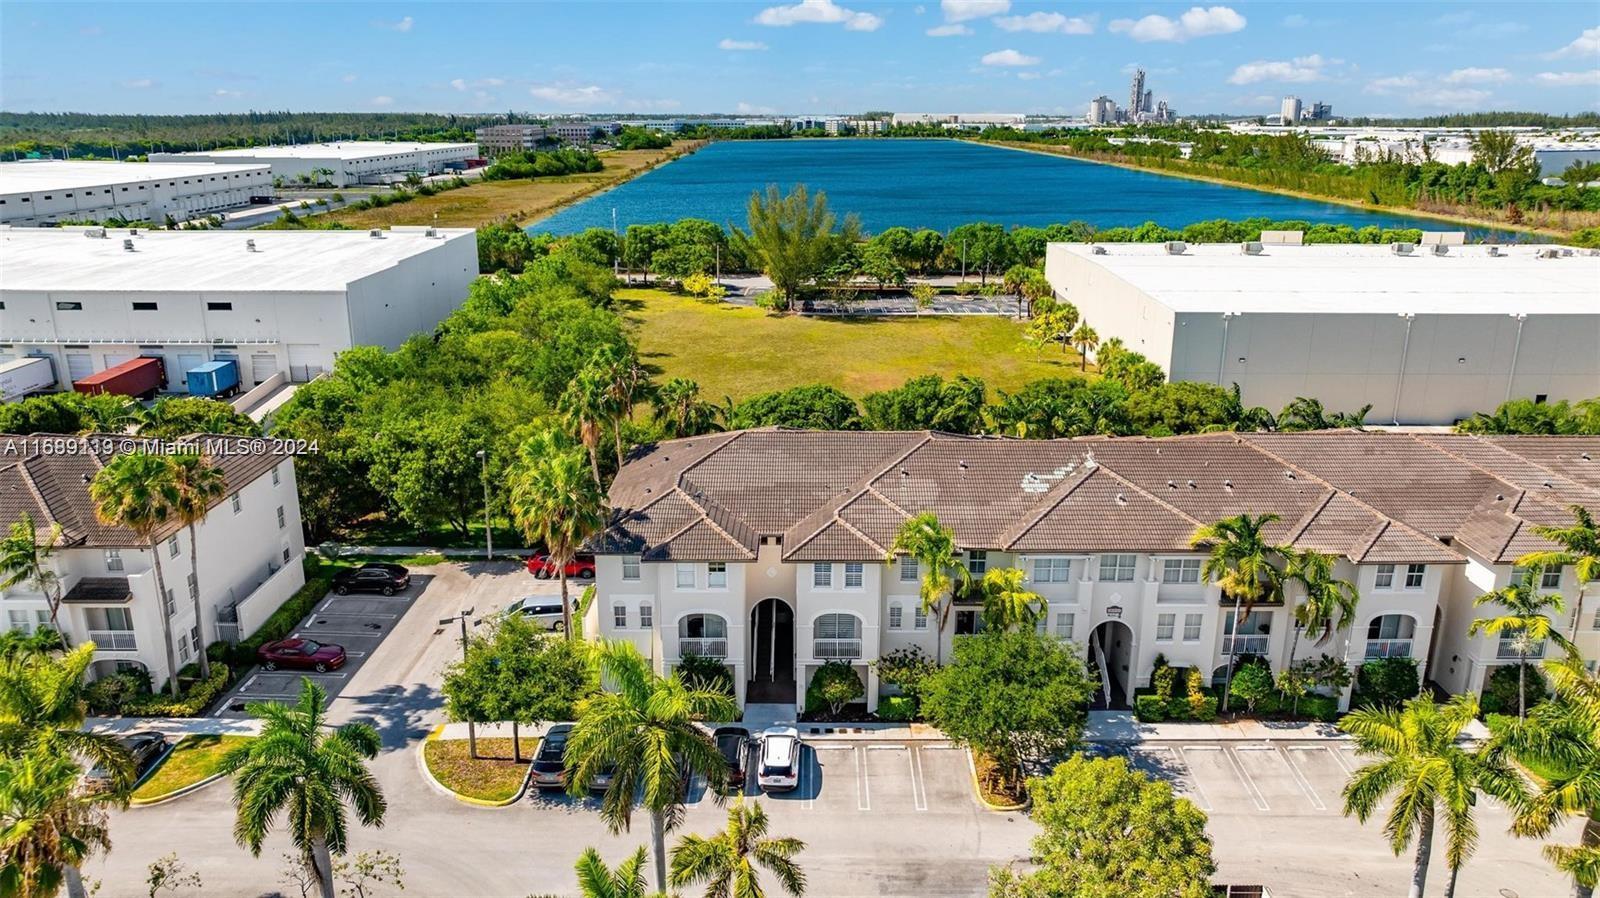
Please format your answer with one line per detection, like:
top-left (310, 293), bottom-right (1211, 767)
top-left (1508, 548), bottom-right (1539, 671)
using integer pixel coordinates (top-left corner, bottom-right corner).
top-left (1224, 746), bottom-right (1271, 812)
top-left (1171, 746), bottom-right (1214, 812)
top-left (1330, 745), bottom-right (1361, 775)
top-left (303, 611), bottom-right (399, 620)
top-left (1280, 747), bottom-right (1328, 811)
top-left (908, 747), bottom-right (928, 811)
top-left (856, 747), bottom-right (870, 811)
top-left (292, 629), bottom-right (389, 638)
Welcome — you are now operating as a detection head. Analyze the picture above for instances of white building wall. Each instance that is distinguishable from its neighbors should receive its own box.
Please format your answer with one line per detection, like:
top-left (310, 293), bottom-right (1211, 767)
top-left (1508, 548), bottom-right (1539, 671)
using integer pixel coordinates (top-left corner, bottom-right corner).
top-left (343, 229), bottom-right (478, 351)
top-left (0, 166), bottom-right (271, 226)
top-left (1044, 244), bottom-right (1177, 369)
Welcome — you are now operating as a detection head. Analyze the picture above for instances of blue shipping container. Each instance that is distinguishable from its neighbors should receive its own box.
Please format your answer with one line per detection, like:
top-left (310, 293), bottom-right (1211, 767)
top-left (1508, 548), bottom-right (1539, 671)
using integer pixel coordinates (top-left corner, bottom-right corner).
top-left (185, 360), bottom-right (241, 397)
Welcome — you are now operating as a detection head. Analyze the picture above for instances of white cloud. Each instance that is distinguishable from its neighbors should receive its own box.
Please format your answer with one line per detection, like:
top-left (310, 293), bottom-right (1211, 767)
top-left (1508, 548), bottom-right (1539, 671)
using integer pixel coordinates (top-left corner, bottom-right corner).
top-left (529, 83), bottom-right (616, 106)
top-left (375, 16), bottom-right (413, 32)
top-left (926, 23), bottom-right (971, 36)
top-left (121, 78), bottom-right (155, 89)
top-left (754, 0), bottom-right (882, 32)
top-left (341, 74), bottom-right (359, 84)
top-left (994, 12), bottom-right (1093, 34)
top-left (719, 38), bottom-right (769, 50)
top-left (1414, 87), bottom-right (1491, 108)
top-left (370, 95), bottom-right (394, 107)
top-left (482, 77), bottom-right (506, 87)
top-left (1282, 13), bottom-right (1308, 28)
top-left (941, 0), bottom-right (1009, 22)
top-left (1017, 71), bottom-right (1042, 80)
top-left (1109, 6), bottom-right (1245, 42)
top-left (450, 78), bottom-right (468, 92)
top-left (736, 101), bottom-right (777, 114)
top-left (1443, 67), bottom-right (1512, 84)
top-left (1548, 27), bottom-right (1600, 59)
top-left (1536, 69), bottom-right (1600, 87)
top-left (981, 48), bottom-right (1039, 67)
top-left (214, 88), bottom-right (242, 98)
top-left (1364, 75), bottom-right (1420, 95)
top-left (1227, 54), bottom-right (1330, 85)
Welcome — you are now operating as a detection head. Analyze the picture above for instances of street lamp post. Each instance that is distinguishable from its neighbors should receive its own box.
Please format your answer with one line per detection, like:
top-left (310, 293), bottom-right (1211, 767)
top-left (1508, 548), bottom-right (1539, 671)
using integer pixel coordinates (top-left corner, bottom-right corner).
top-left (476, 449), bottom-right (492, 562)
top-left (439, 608), bottom-right (478, 757)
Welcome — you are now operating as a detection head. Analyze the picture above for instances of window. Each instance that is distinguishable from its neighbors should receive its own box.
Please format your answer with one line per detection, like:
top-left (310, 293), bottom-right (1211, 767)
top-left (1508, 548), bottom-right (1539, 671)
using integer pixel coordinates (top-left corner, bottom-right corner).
top-left (1222, 611), bottom-right (1272, 655)
top-left (1162, 558), bottom-right (1202, 584)
top-left (678, 614), bottom-right (727, 658)
top-left (271, 465), bottom-right (280, 486)
top-left (164, 588), bottom-right (177, 617)
top-left (131, 302), bottom-right (158, 311)
top-left (191, 625), bottom-right (202, 655)
top-left (812, 563), bottom-right (832, 589)
top-left (1514, 565), bottom-right (1564, 590)
top-left (282, 546), bottom-right (292, 563)
top-left (276, 506), bottom-right (286, 529)
top-left (613, 604), bottom-right (628, 628)
top-left (1054, 612), bottom-right (1075, 640)
top-left (814, 613), bottom-right (862, 660)
top-left (230, 495), bottom-right (242, 514)
top-left (1365, 614), bottom-right (1415, 659)
top-left (1404, 564), bottom-right (1426, 590)
top-left (707, 562), bottom-right (727, 589)
top-left (1156, 613), bottom-right (1176, 641)
top-left (179, 639), bottom-right (191, 663)
top-left (7, 609), bottom-right (50, 635)
top-left (1183, 613), bottom-right (1203, 642)
top-left (55, 302), bottom-right (82, 311)
top-left (844, 562), bottom-right (863, 589)
top-left (1374, 564), bottom-right (1395, 589)
top-left (913, 605), bottom-right (928, 630)
top-left (899, 557), bottom-right (919, 582)
top-left (207, 301), bottom-right (233, 311)
top-left (1099, 554), bottom-right (1137, 582)
top-left (167, 536), bottom-right (179, 558)
top-left (622, 556), bottom-right (641, 581)
top-left (675, 564), bottom-right (695, 589)
top-left (186, 572), bottom-right (197, 600)
top-left (104, 549), bottom-right (123, 572)
top-left (888, 603), bottom-right (904, 630)
top-left (1031, 557), bottom-right (1071, 583)
top-left (639, 604), bottom-right (653, 628)
top-left (966, 550), bottom-right (988, 575)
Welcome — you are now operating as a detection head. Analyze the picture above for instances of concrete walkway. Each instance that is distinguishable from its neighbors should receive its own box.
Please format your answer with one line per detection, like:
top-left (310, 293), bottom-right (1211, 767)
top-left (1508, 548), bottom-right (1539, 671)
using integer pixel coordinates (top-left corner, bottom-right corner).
top-left (88, 716), bottom-right (262, 738)
top-left (436, 717), bottom-right (950, 742)
top-left (1084, 709), bottom-right (1491, 743)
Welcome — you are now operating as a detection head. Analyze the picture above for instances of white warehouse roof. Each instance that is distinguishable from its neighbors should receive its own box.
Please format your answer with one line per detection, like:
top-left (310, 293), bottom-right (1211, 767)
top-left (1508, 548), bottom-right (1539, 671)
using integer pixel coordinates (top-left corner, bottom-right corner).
top-left (1052, 242), bottom-right (1600, 316)
top-left (0, 226), bottom-right (475, 292)
top-left (0, 159), bottom-right (270, 192)
top-left (159, 141), bottom-right (476, 161)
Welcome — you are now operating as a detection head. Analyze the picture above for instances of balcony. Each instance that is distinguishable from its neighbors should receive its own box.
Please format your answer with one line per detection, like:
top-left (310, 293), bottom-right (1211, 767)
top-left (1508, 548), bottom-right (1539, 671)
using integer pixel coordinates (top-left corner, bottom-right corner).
top-left (1497, 639), bottom-right (1547, 661)
top-left (86, 630), bottom-right (137, 652)
top-left (1364, 640), bottom-right (1413, 659)
top-left (678, 638), bottom-right (727, 659)
top-left (1222, 635), bottom-right (1269, 656)
top-left (813, 639), bottom-right (862, 660)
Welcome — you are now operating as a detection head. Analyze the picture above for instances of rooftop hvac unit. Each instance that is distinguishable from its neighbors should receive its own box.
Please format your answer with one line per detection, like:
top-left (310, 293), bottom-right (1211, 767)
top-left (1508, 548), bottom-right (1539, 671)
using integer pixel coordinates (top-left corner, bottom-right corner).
top-left (83, 227), bottom-right (106, 239)
top-left (1431, 244), bottom-right (1450, 256)
top-left (1163, 240), bottom-right (1187, 255)
top-left (1538, 247), bottom-right (1562, 259)
top-left (1259, 229), bottom-right (1303, 245)
top-left (369, 229), bottom-right (384, 239)
top-left (424, 227), bottom-right (438, 238)
top-left (1486, 246), bottom-right (1502, 257)
top-left (1090, 245), bottom-right (1107, 255)
top-left (1390, 242), bottom-right (1415, 256)
top-left (128, 228), bottom-right (139, 236)
top-left (245, 239), bottom-right (257, 252)
top-left (1240, 241), bottom-right (1263, 255)
top-left (1420, 231), bottom-right (1467, 246)
top-left (122, 239), bottom-right (135, 252)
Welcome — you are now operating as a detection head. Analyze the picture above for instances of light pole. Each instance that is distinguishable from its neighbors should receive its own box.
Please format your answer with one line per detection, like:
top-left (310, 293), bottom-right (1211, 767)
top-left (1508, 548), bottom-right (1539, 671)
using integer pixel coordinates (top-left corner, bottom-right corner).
top-left (476, 449), bottom-right (492, 562)
top-left (439, 607), bottom-right (479, 757)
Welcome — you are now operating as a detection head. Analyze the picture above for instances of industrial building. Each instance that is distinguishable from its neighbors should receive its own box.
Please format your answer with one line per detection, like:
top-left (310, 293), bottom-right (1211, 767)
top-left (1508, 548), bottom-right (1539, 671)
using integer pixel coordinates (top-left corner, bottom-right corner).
top-left (1043, 239), bottom-right (1600, 425)
top-left (0, 225), bottom-right (477, 394)
top-left (0, 160), bottom-right (272, 227)
top-left (148, 141), bottom-right (478, 187)
top-left (474, 124), bottom-right (552, 156)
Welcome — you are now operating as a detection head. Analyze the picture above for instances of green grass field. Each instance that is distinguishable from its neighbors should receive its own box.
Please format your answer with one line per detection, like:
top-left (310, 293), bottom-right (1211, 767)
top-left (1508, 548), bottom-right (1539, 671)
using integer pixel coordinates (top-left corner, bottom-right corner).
top-left (620, 289), bottom-right (1087, 402)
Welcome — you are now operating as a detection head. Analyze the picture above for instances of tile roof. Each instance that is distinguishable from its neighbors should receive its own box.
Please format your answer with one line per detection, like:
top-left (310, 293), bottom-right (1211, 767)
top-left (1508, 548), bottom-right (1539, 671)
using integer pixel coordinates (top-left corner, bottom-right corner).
top-left (61, 577), bottom-right (132, 604)
top-left (597, 429), bottom-right (1600, 565)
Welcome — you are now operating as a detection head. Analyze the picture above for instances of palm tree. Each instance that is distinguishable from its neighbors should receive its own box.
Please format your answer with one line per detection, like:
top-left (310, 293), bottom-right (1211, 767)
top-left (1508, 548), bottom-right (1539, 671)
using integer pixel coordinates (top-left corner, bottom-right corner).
top-left (0, 644), bottom-right (133, 788)
top-left (561, 364), bottom-right (620, 487)
top-left (0, 743), bottom-right (113, 898)
top-left (565, 640), bottom-right (739, 893)
top-left (1469, 568), bottom-right (1572, 718)
top-left (976, 567), bottom-right (1044, 633)
top-left (670, 799), bottom-right (806, 898)
top-left (572, 846), bottom-right (653, 898)
top-left (1342, 694), bottom-right (1527, 898)
top-left (219, 679), bottom-right (385, 898)
top-left (1069, 323), bottom-right (1099, 371)
top-left (593, 345), bottom-right (653, 468)
top-left (1517, 505), bottom-right (1600, 643)
top-left (886, 513), bottom-right (970, 665)
top-left (1498, 654), bottom-right (1600, 897)
top-left (1190, 513), bottom-right (1286, 712)
top-left (0, 513), bottom-right (64, 628)
top-left (89, 451), bottom-right (183, 698)
top-left (509, 430), bottom-right (608, 636)
top-left (169, 453), bottom-right (227, 680)
top-left (1282, 548), bottom-right (1359, 709)
top-left (652, 378), bottom-right (721, 439)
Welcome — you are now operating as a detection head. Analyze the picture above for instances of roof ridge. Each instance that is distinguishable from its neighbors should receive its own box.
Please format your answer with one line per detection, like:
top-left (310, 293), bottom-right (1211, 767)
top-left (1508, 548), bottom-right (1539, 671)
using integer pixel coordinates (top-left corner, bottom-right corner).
top-left (1357, 520), bottom-right (1391, 562)
top-left (833, 516), bottom-right (886, 556)
top-left (673, 487), bottom-right (756, 558)
top-left (1493, 489), bottom-right (1530, 563)
top-left (1092, 463), bottom-right (1207, 529)
top-left (1000, 465), bottom-right (1101, 550)
top-left (13, 458), bottom-right (81, 546)
top-left (794, 434), bottom-right (933, 550)
top-left (1286, 489), bottom-right (1337, 544)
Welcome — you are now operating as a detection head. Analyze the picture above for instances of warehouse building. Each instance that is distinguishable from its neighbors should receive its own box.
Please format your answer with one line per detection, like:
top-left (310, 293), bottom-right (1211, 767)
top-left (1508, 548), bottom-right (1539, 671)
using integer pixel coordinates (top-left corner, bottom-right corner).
top-left (1044, 239), bottom-right (1600, 425)
top-left (148, 141), bottom-right (478, 187)
top-left (0, 225), bottom-right (476, 394)
top-left (0, 159), bottom-right (272, 226)
top-left (474, 124), bottom-right (551, 156)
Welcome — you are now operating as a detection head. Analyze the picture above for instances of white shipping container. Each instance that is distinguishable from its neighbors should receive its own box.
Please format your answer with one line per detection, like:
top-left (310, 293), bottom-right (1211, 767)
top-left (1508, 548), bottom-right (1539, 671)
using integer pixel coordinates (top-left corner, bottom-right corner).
top-left (0, 357), bottom-right (56, 403)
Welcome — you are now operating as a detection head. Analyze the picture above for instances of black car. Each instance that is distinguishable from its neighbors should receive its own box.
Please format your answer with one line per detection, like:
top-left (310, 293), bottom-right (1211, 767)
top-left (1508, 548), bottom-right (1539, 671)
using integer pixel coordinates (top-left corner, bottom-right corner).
top-left (83, 731), bottom-right (169, 792)
top-left (332, 563), bottom-right (410, 596)
top-left (714, 726), bottom-right (751, 791)
top-left (532, 723), bottom-right (573, 790)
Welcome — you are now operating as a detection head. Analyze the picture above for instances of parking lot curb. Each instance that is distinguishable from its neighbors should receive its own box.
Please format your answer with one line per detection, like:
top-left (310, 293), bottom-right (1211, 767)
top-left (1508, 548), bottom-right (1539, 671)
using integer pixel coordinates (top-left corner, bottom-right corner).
top-left (128, 771), bottom-right (227, 808)
top-left (966, 749), bottom-right (1030, 813)
top-left (416, 726), bottom-right (536, 809)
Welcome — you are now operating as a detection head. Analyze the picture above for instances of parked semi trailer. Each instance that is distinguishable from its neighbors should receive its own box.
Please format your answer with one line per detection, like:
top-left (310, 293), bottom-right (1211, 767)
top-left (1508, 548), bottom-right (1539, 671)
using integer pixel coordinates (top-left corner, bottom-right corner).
top-left (73, 357), bottom-right (165, 400)
top-left (185, 360), bottom-right (241, 398)
top-left (0, 357), bottom-right (57, 403)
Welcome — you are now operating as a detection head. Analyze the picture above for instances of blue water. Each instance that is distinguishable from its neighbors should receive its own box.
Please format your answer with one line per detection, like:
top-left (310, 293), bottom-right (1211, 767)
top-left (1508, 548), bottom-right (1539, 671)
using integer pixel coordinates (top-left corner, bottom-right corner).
top-left (531, 138), bottom-right (1505, 237)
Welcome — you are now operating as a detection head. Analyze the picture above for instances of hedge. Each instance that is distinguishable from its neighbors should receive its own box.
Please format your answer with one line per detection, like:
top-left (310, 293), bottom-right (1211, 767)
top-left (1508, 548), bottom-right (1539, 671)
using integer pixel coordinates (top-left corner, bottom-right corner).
top-left (877, 695), bottom-right (917, 722)
top-left (121, 663), bottom-right (232, 717)
top-left (1134, 691), bottom-right (1218, 723)
top-left (210, 558), bottom-right (339, 669)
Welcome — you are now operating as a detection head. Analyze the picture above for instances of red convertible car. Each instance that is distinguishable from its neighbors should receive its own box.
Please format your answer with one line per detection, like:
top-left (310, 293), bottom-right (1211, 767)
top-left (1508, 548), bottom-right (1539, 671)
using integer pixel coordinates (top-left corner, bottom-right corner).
top-left (257, 638), bottom-right (347, 673)
top-left (526, 552), bottom-right (596, 580)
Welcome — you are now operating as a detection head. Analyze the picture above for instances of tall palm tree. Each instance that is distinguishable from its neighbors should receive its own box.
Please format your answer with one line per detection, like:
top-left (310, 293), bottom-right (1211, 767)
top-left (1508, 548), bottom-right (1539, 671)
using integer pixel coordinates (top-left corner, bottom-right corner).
top-left (976, 567), bottom-right (1044, 633)
top-left (1498, 654), bottom-right (1600, 898)
top-left (1190, 513), bottom-right (1286, 712)
top-left (0, 743), bottom-right (113, 898)
top-left (0, 513), bottom-right (64, 628)
top-left (0, 644), bottom-right (132, 788)
top-left (509, 430), bottom-right (608, 636)
top-left (1470, 568), bottom-right (1572, 718)
top-left (1283, 549), bottom-right (1359, 665)
top-left (593, 345), bottom-right (652, 469)
top-left (886, 513), bottom-right (970, 665)
top-left (1069, 323), bottom-right (1099, 371)
top-left (1518, 505), bottom-right (1600, 643)
top-left (169, 453), bottom-right (227, 680)
top-left (565, 640), bottom-right (738, 893)
top-left (670, 799), bottom-right (806, 898)
top-left (89, 451), bottom-right (183, 698)
top-left (652, 378), bottom-right (721, 440)
top-left (562, 363), bottom-right (621, 487)
top-left (219, 679), bottom-right (385, 898)
top-left (1342, 694), bottom-right (1528, 898)
top-left (572, 846), bottom-right (653, 898)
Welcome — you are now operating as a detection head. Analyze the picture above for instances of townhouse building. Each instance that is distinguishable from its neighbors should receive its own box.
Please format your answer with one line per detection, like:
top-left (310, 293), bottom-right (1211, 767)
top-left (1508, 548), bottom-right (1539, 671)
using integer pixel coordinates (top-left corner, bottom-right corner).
top-left (588, 428), bottom-right (1598, 713)
top-left (0, 434), bottom-right (306, 688)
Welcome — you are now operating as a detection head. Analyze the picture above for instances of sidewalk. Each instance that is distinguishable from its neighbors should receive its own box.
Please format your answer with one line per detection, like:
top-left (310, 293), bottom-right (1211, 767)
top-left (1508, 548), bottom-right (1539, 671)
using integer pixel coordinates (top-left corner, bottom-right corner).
top-left (435, 719), bottom-right (951, 743)
top-left (87, 716), bottom-right (262, 738)
top-left (333, 545), bottom-right (538, 559)
top-left (1085, 710), bottom-right (1491, 743)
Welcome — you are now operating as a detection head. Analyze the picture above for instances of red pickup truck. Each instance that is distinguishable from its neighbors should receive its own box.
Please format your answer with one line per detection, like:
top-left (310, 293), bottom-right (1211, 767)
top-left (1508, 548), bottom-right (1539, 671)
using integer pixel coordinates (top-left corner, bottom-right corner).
top-left (527, 552), bottom-right (596, 580)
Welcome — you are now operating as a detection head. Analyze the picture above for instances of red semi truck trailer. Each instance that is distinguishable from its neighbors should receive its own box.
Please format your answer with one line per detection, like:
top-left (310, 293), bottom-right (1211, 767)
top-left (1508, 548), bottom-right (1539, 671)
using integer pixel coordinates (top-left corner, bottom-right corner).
top-left (72, 357), bottom-right (165, 400)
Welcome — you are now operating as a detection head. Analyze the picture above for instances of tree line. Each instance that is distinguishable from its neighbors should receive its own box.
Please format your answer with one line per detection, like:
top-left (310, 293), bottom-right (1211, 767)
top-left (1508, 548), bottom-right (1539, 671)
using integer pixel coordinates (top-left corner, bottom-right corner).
top-left (480, 147), bottom-right (603, 181)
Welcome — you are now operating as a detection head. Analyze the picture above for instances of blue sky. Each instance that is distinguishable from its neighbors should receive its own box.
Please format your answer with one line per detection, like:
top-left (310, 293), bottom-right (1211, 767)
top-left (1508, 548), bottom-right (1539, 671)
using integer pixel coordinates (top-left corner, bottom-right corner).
top-left (1, 1), bottom-right (1597, 116)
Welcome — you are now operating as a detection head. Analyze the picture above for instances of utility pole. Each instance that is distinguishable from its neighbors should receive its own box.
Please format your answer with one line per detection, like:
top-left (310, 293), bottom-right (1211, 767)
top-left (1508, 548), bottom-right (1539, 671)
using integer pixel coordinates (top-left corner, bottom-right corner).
top-left (438, 609), bottom-right (478, 756)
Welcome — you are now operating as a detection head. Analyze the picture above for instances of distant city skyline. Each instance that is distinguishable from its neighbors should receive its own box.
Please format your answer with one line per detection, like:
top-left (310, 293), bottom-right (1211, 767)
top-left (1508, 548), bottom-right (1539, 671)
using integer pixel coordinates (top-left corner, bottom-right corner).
top-left (1, 1), bottom-right (1597, 117)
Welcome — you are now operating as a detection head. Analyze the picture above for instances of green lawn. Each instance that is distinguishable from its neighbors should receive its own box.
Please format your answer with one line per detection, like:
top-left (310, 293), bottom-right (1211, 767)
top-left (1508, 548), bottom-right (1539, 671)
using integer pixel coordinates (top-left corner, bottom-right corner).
top-left (423, 737), bottom-right (532, 803)
top-left (131, 734), bottom-right (252, 801)
top-left (620, 289), bottom-right (1088, 402)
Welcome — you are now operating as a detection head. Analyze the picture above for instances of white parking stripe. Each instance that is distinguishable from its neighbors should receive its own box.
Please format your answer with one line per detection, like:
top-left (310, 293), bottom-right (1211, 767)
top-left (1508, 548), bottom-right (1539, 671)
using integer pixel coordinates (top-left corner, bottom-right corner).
top-left (304, 611), bottom-right (398, 620)
top-left (1279, 747), bottom-right (1328, 811)
top-left (1223, 746), bottom-right (1272, 811)
top-left (1172, 746), bottom-right (1215, 812)
top-left (909, 748), bottom-right (929, 811)
top-left (856, 747), bottom-right (869, 811)
top-left (292, 629), bottom-right (387, 638)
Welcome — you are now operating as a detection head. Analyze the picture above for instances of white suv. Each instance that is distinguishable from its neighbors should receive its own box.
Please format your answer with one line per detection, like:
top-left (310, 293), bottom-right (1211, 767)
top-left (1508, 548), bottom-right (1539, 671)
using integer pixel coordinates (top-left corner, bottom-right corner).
top-left (757, 726), bottom-right (801, 792)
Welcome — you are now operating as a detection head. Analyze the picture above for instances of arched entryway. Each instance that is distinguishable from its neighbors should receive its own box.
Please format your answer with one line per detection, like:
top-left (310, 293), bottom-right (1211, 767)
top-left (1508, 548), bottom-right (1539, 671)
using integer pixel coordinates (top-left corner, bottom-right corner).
top-left (749, 598), bottom-right (795, 705)
top-left (1089, 620), bottom-right (1134, 710)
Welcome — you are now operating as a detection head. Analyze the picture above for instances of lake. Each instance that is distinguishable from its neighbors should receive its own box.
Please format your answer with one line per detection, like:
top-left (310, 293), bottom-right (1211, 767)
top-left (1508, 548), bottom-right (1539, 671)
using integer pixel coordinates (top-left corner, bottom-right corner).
top-left (530, 138), bottom-right (1497, 237)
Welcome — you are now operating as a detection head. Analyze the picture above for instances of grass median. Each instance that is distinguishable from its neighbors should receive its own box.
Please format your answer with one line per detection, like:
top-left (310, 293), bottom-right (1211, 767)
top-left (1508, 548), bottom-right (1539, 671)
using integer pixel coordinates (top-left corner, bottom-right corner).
top-left (131, 734), bottom-right (253, 802)
top-left (423, 737), bottom-right (533, 804)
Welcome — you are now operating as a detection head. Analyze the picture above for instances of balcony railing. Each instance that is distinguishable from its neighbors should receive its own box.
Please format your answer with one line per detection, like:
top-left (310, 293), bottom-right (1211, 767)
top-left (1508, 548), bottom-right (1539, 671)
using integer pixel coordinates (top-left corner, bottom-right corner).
top-left (814, 639), bottom-right (862, 660)
top-left (1364, 640), bottom-right (1413, 659)
top-left (87, 630), bottom-right (137, 651)
top-left (1497, 640), bottom-right (1547, 661)
top-left (678, 638), bottom-right (727, 659)
top-left (1222, 635), bottom-right (1269, 656)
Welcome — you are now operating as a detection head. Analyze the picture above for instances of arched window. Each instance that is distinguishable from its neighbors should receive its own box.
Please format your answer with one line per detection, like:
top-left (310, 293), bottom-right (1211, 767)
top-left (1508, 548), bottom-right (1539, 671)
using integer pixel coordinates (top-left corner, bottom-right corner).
top-left (1364, 614), bottom-right (1416, 659)
top-left (678, 613), bottom-right (728, 659)
top-left (813, 613), bottom-right (862, 660)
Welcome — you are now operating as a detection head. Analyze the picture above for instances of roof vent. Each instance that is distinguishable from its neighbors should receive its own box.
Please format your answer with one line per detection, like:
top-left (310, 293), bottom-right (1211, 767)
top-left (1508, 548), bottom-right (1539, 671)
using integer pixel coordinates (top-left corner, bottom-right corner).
top-left (1187, 479), bottom-right (1197, 488)
top-left (1486, 246), bottom-right (1502, 257)
top-left (1285, 470), bottom-right (1296, 480)
top-left (245, 238), bottom-right (257, 252)
top-left (425, 227), bottom-right (438, 238)
top-left (1163, 240), bottom-right (1187, 255)
top-left (1581, 452), bottom-right (1592, 460)
top-left (1090, 245), bottom-right (1107, 255)
top-left (369, 229), bottom-right (384, 239)
top-left (1240, 241), bottom-right (1263, 256)
top-left (1115, 493), bottom-right (1128, 506)
top-left (1390, 242), bottom-right (1415, 256)
top-left (1430, 244), bottom-right (1449, 256)
top-left (1167, 480), bottom-right (1178, 489)
top-left (1223, 479), bottom-right (1233, 490)
top-left (83, 227), bottom-right (106, 239)
top-left (122, 239), bottom-right (135, 252)
top-left (1538, 247), bottom-right (1561, 259)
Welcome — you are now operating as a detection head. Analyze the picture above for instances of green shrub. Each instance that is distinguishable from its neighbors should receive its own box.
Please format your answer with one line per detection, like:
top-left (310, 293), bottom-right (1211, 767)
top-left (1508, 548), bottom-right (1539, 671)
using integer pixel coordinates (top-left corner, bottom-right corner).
top-left (877, 695), bottom-right (917, 722)
top-left (1356, 656), bottom-right (1420, 708)
top-left (677, 652), bottom-right (735, 697)
top-left (1153, 664), bottom-right (1177, 705)
top-left (1186, 695), bottom-right (1219, 721)
top-left (84, 669), bottom-right (152, 715)
top-left (1297, 694), bottom-right (1341, 723)
top-left (805, 661), bottom-right (865, 717)
top-left (1185, 667), bottom-right (1208, 717)
top-left (871, 646), bottom-right (937, 701)
top-left (1482, 662), bottom-right (1549, 716)
top-left (122, 663), bottom-right (231, 717)
top-left (227, 558), bottom-right (340, 667)
top-left (1134, 693), bottom-right (1168, 722)
top-left (953, 281), bottom-right (980, 295)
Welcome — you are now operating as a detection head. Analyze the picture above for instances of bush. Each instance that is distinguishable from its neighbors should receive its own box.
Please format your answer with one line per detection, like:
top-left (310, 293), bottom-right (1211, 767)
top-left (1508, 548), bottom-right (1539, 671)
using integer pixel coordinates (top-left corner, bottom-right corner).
top-left (84, 669), bottom-right (152, 715)
top-left (225, 558), bottom-right (339, 667)
top-left (1229, 661), bottom-right (1276, 714)
top-left (1356, 656), bottom-right (1421, 708)
top-left (1482, 662), bottom-right (1548, 716)
top-left (805, 661), bottom-right (865, 717)
top-left (121, 663), bottom-right (231, 717)
top-left (871, 645), bottom-right (937, 701)
top-left (953, 281), bottom-right (980, 295)
top-left (1134, 693), bottom-right (1168, 723)
top-left (677, 652), bottom-right (735, 698)
top-left (1297, 693), bottom-right (1341, 723)
top-left (877, 695), bottom-right (917, 722)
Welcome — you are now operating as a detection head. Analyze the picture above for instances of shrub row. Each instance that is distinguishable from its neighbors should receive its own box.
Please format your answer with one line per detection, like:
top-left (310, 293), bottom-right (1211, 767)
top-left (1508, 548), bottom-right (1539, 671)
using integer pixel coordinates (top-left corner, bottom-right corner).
top-left (120, 663), bottom-right (232, 717)
top-left (876, 694), bottom-right (917, 722)
top-left (209, 558), bottom-right (339, 669)
top-left (1134, 691), bottom-right (1220, 723)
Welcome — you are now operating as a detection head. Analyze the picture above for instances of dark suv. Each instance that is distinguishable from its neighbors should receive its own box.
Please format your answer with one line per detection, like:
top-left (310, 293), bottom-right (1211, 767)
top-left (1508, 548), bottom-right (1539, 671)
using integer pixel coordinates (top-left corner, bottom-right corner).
top-left (332, 563), bottom-right (410, 596)
top-left (532, 723), bottom-right (573, 790)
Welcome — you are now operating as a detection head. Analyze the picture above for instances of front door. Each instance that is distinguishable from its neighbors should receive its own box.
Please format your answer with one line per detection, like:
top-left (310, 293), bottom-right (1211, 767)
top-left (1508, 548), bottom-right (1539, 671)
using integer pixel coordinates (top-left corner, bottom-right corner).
top-left (748, 598), bottom-right (795, 705)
